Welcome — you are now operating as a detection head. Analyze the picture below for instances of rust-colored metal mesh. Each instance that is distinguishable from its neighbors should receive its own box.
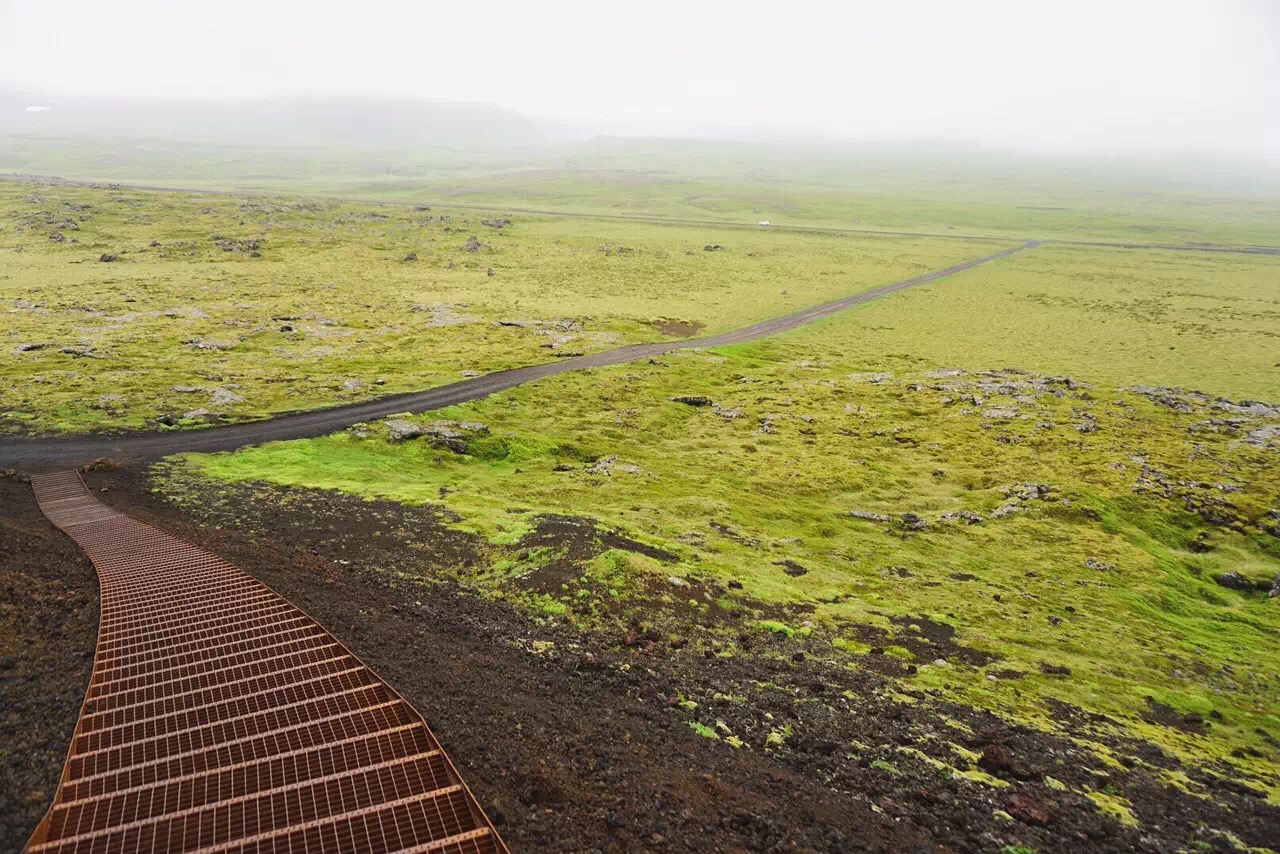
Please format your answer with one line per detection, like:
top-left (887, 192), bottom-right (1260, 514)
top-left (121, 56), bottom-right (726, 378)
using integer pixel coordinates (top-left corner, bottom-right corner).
top-left (27, 471), bottom-right (509, 854)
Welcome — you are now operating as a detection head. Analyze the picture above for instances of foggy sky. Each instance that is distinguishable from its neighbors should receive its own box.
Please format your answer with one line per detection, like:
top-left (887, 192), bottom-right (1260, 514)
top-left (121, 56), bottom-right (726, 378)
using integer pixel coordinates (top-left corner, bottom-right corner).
top-left (2, 0), bottom-right (1277, 161)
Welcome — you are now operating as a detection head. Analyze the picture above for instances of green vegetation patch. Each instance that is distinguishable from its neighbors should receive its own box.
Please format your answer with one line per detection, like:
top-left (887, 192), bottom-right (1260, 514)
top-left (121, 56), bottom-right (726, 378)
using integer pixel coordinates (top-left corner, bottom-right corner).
top-left (0, 181), bottom-right (996, 433)
top-left (172, 334), bottom-right (1280, 788)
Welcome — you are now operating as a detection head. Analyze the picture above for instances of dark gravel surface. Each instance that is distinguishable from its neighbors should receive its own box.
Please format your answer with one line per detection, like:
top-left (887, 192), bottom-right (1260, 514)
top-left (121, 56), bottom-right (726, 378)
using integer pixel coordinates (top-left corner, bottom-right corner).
top-left (0, 478), bottom-right (97, 852)
top-left (2, 465), bottom-right (1268, 852)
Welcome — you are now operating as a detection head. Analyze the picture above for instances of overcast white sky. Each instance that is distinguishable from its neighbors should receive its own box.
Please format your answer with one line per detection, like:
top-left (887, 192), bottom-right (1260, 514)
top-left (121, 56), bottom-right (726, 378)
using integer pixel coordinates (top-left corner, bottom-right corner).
top-left (1, 0), bottom-right (1277, 160)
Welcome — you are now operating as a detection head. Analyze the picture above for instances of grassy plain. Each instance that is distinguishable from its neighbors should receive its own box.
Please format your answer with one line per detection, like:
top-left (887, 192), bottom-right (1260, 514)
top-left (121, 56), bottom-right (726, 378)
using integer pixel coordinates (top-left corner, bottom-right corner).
top-left (6, 135), bottom-right (1280, 245)
top-left (0, 181), bottom-right (996, 433)
top-left (6, 167), bottom-right (1280, 832)
top-left (169, 236), bottom-right (1280, 807)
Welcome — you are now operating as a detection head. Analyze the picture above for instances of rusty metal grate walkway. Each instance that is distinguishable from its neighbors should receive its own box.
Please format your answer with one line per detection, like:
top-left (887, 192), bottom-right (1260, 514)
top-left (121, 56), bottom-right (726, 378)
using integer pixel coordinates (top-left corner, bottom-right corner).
top-left (26, 470), bottom-right (509, 854)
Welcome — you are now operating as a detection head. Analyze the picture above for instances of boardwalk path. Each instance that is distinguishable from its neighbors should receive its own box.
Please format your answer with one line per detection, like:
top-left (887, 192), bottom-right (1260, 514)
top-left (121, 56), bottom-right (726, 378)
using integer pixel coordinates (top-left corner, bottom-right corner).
top-left (26, 471), bottom-right (507, 854)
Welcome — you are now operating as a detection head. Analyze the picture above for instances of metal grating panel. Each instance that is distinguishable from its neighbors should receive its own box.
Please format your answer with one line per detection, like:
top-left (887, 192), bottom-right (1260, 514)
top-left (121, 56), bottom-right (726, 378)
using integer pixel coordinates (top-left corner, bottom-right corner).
top-left (26, 471), bottom-right (509, 854)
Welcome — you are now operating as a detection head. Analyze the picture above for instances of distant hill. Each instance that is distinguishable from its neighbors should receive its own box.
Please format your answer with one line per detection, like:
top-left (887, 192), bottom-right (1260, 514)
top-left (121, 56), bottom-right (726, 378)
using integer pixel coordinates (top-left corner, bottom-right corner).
top-left (0, 90), bottom-right (544, 150)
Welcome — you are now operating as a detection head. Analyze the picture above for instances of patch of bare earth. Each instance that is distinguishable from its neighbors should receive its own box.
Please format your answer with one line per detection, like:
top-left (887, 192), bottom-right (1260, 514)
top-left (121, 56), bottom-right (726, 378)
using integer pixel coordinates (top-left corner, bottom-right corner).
top-left (3, 464), bottom-right (1275, 852)
top-left (0, 478), bottom-right (97, 852)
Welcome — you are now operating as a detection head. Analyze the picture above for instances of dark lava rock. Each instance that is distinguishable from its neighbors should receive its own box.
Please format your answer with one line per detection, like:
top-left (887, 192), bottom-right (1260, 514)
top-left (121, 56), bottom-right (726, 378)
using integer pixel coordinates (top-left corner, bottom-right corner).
top-left (1189, 531), bottom-right (1215, 553)
top-left (900, 513), bottom-right (928, 531)
top-left (774, 560), bottom-right (809, 577)
top-left (1006, 792), bottom-right (1057, 826)
top-left (98, 253), bottom-right (118, 262)
top-left (977, 744), bottom-right (1037, 780)
top-left (670, 395), bottom-right (715, 407)
top-left (1214, 571), bottom-right (1252, 591)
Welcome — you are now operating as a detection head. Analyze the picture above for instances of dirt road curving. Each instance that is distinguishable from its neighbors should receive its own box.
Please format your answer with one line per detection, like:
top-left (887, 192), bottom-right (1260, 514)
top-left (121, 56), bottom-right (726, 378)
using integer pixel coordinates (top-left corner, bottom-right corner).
top-left (0, 242), bottom-right (1033, 471)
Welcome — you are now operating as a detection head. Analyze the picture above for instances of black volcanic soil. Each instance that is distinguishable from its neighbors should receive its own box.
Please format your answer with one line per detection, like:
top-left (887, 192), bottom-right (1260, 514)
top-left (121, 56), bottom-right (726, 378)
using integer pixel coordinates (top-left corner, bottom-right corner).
top-left (3, 464), bottom-right (1276, 853)
top-left (0, 478), bottom-right (97, 852)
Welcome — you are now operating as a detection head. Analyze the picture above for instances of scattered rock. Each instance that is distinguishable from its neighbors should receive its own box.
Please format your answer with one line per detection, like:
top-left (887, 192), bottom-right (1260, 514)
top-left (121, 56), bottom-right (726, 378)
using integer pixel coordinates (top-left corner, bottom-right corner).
top-left (213, 236), bottom-right (264, 253)
top-left (209, 388), bottom-right (244, 406)
top-left (709, 521), bottom-right (760, 548)
top-left (384, 418), bottom-right (488, 452)
top-left (670, 395), bottom-right (714, 407)
top-left (1003, 482), bottom-right (1052, 501)
top-left (188, 338), bottom-right (238, 351)
top-left (98, 253), bottom-right (118, 262)
top-left (850, 510), bottom-right (891, 523)
top-left (1245, 425), bottom-right (1280, 448)
top-left (1214, 571), bottom-right (1252, 592)
top-left (1006, 793), bottom-right (1057, 826)
top-left (1085, 558), bottom-right (1115, 572)
top-left (386, 419), bottom-right (429, 442)
top-left (92, 394), bottom-right (125, 413)
top-left (463, 235), bottom-right (486, 252)
top-left (586, 456), bottom-right (651, 477)
top-left (11, 342), bottom-right (51, 355)
top-left (977, 744), bottom-right (1036, 781)
top-left (403, 252), bottom-right (418, 262)
top-left (774, 560), bottom-right (809, 578)
top-left (1040, 663), bottom-right (1072, 677)
top-left (59, 344), bottom-right (104, 359)
top-left (703, 244), bottom-right (724, 252)
top-left (1074, 412), bottom-right (1100, 433)
top-left (899, 513), bottom-right (928, 531)
top-left (940, 510), bottom-right (983, 525)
